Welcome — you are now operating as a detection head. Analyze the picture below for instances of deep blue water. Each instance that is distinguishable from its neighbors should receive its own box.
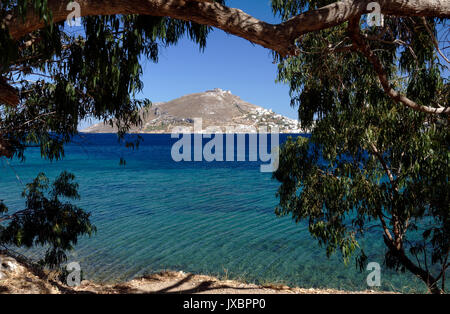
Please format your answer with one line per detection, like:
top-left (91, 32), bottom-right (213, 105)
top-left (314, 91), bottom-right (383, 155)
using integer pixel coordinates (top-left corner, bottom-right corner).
top-left (0, 134), bottom-right (425, 292)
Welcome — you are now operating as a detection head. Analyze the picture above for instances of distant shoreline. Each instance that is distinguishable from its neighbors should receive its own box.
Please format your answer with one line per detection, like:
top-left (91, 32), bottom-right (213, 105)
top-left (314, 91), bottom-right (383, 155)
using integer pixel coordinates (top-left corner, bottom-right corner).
top-left (77, 132), bottom-right (309, 135)
top-left (81, 89), bottom-right (307, 134)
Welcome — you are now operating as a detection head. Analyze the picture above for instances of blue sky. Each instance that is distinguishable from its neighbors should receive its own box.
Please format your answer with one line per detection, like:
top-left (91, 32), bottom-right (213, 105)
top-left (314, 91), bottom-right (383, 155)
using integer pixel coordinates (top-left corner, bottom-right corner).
top-left (78, 1), bottom-right (296, 130)
top-left (78, 2), bottom-right (449, 130)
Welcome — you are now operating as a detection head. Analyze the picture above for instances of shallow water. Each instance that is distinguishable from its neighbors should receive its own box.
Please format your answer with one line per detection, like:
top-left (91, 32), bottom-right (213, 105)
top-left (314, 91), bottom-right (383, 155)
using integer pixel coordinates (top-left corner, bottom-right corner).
top-left (0, 134), bottom-right (426, 292)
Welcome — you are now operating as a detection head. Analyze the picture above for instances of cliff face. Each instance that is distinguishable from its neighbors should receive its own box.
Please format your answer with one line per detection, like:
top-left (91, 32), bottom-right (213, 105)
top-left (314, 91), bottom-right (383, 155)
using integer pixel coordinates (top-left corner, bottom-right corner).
top-left (82, 89), bottom-right (304, 133)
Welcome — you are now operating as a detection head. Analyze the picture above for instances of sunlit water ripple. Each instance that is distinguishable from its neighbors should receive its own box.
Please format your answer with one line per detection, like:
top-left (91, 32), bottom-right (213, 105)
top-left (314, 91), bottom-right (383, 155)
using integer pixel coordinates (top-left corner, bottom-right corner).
top-left (0, 134), bottom-right (426, 292)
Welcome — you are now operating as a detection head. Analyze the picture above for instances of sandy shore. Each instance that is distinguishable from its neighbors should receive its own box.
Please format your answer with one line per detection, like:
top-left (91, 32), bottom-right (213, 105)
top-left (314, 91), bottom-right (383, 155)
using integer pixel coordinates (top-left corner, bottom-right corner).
top-left (0, 251), bottom-right (390, 294)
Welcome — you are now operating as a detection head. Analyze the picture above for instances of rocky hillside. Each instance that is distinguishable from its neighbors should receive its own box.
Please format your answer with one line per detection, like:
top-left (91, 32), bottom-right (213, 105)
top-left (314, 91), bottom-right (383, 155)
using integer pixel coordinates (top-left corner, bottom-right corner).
top-left (82, 89), bottom-right (303, 133)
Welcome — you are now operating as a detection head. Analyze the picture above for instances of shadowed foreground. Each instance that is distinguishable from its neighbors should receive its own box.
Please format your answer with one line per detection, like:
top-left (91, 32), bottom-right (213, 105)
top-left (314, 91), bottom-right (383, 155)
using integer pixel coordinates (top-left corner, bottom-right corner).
top-left (0, 252), bottom-right (392, 294)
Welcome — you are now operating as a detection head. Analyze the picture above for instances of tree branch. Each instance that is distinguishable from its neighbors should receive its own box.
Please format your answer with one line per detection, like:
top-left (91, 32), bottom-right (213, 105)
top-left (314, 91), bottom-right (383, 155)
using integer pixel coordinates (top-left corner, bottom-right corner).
top-left (0, 77), bottom-right (19, 107)
top-left (348, 17), bottom-right (450, 115)
top-left (6, 0), bottom-right (450, 56)
top-left (0, 208), bottom-right (30, 223)
top-left (2, 0), bottom-right (450, 110)
top-left (421, 17), bottom-right (450, 64)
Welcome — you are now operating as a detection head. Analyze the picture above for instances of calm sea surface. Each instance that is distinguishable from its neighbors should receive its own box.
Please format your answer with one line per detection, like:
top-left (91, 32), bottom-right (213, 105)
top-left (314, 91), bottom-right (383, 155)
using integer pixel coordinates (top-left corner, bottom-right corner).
top-left (0, 134), bottom-right (425, 292)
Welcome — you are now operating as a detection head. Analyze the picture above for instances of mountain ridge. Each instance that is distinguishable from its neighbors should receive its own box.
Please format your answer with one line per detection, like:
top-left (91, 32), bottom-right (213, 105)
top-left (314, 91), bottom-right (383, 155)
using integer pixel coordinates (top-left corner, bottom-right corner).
top-left (82, 89), bottom-right (304, 133)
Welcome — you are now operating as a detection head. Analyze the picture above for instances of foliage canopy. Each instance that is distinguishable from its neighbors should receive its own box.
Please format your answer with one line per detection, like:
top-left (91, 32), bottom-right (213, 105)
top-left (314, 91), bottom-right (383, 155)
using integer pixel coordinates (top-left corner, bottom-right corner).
top-left (0, 0), bottom-right (222, 267)
top-left (273, 1), bottom-right (449, 293)
top-left (0, 0), bottom-right (448, 294)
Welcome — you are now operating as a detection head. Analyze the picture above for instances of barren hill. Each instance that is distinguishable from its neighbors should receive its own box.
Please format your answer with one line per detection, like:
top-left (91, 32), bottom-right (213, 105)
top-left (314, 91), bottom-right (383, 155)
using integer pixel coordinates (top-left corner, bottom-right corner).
top-left (82, 89), bottom-right (303, 133)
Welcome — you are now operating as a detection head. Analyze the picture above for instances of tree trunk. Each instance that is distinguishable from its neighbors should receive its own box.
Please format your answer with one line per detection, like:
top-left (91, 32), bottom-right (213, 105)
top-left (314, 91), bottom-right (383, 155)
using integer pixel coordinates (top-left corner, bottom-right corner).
top-left (384, 236), bottom-right (443, 294)
top-left (398, 250), bottom-right (443, 294)
top-left (0, 77), bottom-right (19, 107)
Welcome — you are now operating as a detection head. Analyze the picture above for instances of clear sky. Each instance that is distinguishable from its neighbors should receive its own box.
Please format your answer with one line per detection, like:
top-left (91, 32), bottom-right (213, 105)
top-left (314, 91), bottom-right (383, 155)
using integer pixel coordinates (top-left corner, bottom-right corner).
top-left (78, 1), bottom-right (296, 130)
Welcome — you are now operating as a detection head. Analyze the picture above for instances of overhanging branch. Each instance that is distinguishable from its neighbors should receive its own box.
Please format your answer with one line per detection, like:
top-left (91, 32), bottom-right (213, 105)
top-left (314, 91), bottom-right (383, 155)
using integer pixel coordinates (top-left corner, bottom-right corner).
top-left (6, 0), bottom-right (450, 57)
top-left (0, 77), bottom-right (19, 107)
top-left (348, 17), bottom-right (450, 115)
top-left (2, 0), bottom-right (450, 113)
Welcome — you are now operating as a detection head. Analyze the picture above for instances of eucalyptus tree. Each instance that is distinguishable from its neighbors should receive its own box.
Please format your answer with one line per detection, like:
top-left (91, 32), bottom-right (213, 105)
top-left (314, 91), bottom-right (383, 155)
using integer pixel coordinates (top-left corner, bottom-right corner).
top-left (0, 0), bottom-right (448, 291)
top-left (0, 0), bottom-right (222, 266)
top-left (2, 1), bottom-right (450, 114)
top-left (272, 2), bottom-right (449, 294)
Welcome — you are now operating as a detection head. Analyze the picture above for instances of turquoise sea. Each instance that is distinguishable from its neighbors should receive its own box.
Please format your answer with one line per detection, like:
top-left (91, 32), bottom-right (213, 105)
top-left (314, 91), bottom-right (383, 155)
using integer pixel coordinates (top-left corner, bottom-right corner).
top-left (0, 134), bottom-right (426, 292)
